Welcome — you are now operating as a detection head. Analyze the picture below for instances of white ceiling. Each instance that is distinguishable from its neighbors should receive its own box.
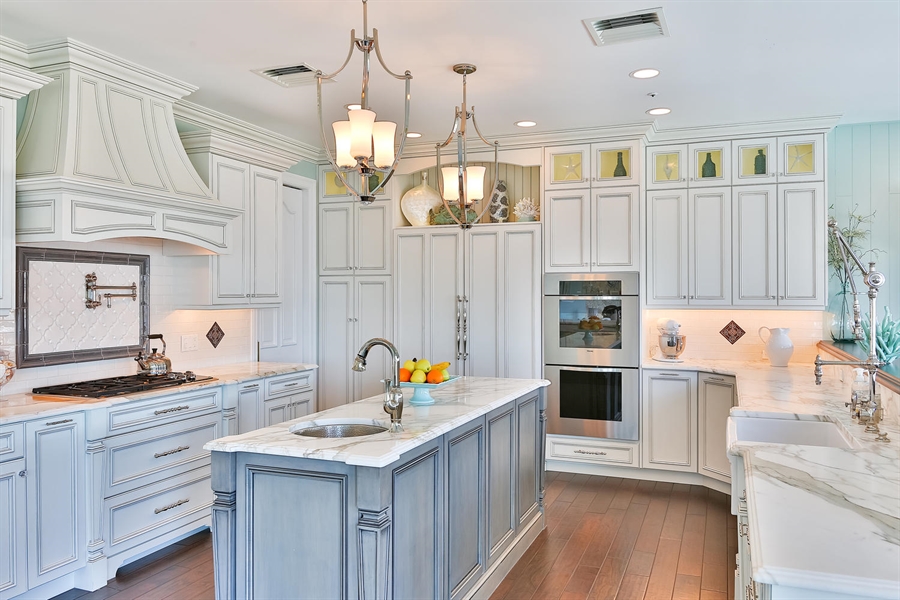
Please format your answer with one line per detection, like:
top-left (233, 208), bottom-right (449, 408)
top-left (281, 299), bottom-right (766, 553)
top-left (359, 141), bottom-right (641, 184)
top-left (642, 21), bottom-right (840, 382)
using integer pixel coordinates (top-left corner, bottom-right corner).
top-left (2, 0), bottom-right (898, 149)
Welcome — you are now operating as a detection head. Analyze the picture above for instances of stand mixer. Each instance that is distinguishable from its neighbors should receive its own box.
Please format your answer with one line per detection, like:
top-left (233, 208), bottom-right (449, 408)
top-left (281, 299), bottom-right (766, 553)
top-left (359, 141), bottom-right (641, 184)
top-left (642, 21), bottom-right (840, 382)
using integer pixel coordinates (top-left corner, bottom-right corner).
top-left (654, 318), bottom-right (686, 362)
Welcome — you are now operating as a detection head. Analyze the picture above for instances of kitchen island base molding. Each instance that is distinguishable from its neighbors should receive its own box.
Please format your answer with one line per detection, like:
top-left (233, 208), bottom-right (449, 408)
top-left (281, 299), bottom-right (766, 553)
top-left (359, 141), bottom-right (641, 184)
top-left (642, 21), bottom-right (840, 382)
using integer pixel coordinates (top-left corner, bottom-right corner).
top-left (545, 460), bottom-right (731, 495)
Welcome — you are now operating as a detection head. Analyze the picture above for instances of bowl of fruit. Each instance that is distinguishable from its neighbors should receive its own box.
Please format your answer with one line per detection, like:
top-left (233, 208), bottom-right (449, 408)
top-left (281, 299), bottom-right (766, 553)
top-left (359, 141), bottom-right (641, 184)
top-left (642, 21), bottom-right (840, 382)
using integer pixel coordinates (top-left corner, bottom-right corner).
top-left (399, 358), bottom-right (457, 405)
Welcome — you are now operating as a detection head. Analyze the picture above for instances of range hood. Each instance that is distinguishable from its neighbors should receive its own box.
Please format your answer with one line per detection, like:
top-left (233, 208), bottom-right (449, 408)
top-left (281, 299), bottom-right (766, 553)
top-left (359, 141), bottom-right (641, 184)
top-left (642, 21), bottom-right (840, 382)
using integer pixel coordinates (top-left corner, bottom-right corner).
top-left (14, 39), bottom-right (240, 253)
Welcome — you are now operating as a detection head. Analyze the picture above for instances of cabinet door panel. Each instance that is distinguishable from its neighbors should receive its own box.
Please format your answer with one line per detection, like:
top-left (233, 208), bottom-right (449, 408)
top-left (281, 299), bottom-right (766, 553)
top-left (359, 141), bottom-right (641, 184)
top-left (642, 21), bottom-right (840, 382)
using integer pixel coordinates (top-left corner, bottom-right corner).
top-left (647, 191), bottom-right (688, 305)
top-left (544, 144), bottom-right (590, 189)
top-left (591, 140), bottom-right (641, 188)
top-left (355, 202), bottom-right (391, 275)
top-left (354, 276), bottom-right (393, 401)
top-left (26, 415), bottom-right (85, 587)
top-left (733, 185), bottom-right (778, 305)
top-left (544, 191), bottom-right (590, 272)
top-left (394, 231), bottom-right (427, 360)
top-left (647, 144), bottom-right (687, 189)
top-left (778, 183), bottom-right (825, 306)
top-left (445, 421), bottom-right (485, 598)
top-left (0, 99), bottom-right (13, 315)
top-left (642, 372), bottom-right (697, 472)
top-left (592, 186), bottom-right (638, 270)
top-left (689, 188), bottom-right (731, 305)
top-left (516, 394), bottom-right (541, 525)
top-left (428, 230), bottom-right (464, 375)
top-left (501, 225), bottom-right (542, 379)
top-left (319, 203), bottom-right (354, 275)
top-left (486, 406), bottom-right (515, 564)
top-left (777, 134), bottom-right (824, 183)
top-left (466, 229), bottom-right (501, 378)
top-left (699, 374), bottom-right (735, 483)
top-left (262, 396), bottom-right (292, 427)
top-left (211, 156), bottom-right (251, 303)
top-left (289, 391), bottom-right (314, 419)
top-left (0, 459), bottom-right (26, 599)
top-left (732, 137), bottom-right (777, 185)
top-left (237, 383), bottom-right (262, 434)
top-left (688, 142), bottom-right (731, 187)
top-left (251, 166), bottom-right (281, 302)
top-left (318, 277), bottom-right (354, 409)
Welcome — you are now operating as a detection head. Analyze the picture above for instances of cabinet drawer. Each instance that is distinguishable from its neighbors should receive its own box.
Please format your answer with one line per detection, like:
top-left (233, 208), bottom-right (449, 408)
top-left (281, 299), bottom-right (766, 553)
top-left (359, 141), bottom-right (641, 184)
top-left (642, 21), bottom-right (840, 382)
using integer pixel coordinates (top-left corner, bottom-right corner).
top-left (104, 412), bottom-right (220, 497)
top-left (106, 465), bottom-right (213, 556)
top-left (266, 371), bottom-right (313, 398)
top-left (548, 437), bottom-right (638, 466)
top-left (105, 388), bottom-right (222, 436)
top-left (0, 423), bottom-right (24, 462)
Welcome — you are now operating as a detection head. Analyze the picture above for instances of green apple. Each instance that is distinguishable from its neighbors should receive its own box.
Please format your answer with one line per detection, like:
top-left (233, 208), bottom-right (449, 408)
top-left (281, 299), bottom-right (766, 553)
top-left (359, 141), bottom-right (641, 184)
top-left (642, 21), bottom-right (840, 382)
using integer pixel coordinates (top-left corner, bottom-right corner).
top-left (415, 359), bottom-right (432, 373)
top-left (441, 369), bottom-right (450, 382)
top-left (410, 369), bottom-right (427, 384)
top-left (403, 359), bottom-right (417, 372)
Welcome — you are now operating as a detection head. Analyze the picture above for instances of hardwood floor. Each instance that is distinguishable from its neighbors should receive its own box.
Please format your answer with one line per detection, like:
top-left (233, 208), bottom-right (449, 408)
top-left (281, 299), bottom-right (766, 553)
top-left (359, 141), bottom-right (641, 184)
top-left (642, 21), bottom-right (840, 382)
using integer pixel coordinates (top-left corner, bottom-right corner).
top-left (52, 472), bottom-right (736, 600)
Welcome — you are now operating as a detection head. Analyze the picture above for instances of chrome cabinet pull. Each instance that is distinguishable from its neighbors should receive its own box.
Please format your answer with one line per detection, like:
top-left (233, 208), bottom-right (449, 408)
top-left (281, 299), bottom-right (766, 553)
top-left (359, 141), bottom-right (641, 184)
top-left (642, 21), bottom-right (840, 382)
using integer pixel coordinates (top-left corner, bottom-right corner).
top-left (45, 419), bottom-right (74, 426)
top-left (284, 382), bottom-right (300, 387)
top-left (154, 405), bottom-right (190, 416)
top-left (707, 376), bottom-right (724, 381)
top-left (242, 384), bottom-right (259, 390)
top-left (455, 295), bottom-right (462, 360)
top-left (574, 449), bottom-right (607, 456)
top-left (154, 498), bottom-right (190, 514)
top-left (462, 296), bottom-right (469, 360)
top-left (658, 372), bottom-right (681, 377)
top-left (154, 445), bottom-right (190, 459)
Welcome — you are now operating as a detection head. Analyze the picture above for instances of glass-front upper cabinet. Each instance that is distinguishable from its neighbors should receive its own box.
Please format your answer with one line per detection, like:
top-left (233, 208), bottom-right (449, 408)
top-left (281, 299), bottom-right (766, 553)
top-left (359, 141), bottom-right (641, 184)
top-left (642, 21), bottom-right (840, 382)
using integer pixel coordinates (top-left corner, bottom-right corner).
top-left (688, 141), bottom-right (731, 187)
top-left (590, 140), bottom-right (642, 188)
top-left (732, 137), bottom-right (777, 185)
top-left (646, 144), bottom-right (687, 190)
top-left (777, 134), bottom-right (824, 183)
top-left (318, 166), bottom-right (391, 202)
top-left (544, 144), bottom-right (590, 189)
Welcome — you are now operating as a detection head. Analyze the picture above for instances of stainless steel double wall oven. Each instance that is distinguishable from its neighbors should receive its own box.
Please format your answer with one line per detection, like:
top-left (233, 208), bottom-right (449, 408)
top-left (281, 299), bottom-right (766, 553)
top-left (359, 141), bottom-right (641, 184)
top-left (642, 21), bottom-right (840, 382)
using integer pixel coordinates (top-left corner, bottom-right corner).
top-left (544, 273), bottom-right (640, 440)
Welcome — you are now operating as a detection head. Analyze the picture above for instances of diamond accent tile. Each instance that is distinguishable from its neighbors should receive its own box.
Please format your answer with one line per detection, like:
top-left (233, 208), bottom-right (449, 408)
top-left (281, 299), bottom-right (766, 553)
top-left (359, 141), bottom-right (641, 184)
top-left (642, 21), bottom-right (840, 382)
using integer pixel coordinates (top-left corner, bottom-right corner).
top-left (206, 322), bottom-right (225, 348)
top-left (719, 320), bottom-right (746, 345)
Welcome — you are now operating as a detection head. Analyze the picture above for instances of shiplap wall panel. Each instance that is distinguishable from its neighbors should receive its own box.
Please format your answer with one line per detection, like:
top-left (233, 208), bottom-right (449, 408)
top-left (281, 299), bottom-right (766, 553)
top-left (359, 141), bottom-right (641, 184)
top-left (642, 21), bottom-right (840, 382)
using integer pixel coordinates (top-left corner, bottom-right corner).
top-left (827, 121), bottom-right (900, 317)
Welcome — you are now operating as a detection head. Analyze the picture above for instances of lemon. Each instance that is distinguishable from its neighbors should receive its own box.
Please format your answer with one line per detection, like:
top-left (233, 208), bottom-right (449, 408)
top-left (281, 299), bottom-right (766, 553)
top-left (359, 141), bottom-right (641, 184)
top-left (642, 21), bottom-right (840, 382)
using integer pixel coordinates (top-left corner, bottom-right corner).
top-left (410, 369), bottom-right (427, 384)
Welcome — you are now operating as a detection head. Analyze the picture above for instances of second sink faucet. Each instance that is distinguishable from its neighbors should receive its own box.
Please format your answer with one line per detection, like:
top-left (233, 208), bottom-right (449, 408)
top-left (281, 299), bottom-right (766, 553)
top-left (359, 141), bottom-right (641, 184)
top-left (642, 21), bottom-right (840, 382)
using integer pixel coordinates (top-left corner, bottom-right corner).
top-left (352, 338), bottom-right (404, 432)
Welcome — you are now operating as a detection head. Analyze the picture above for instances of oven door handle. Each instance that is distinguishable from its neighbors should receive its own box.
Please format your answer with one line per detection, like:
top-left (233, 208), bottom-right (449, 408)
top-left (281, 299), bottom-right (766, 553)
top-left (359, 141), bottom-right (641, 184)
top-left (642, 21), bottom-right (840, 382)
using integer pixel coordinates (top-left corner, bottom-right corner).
top-left (554, 295), bottom-right (628, 301)
top-left (555, 366), bottom-right (627, 374)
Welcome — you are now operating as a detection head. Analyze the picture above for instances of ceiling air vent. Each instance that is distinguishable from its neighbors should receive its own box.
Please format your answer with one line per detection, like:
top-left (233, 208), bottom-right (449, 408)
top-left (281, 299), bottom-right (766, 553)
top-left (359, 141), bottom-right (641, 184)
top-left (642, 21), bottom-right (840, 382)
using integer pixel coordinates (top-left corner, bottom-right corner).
top-left (252, 63), bottom-right (325, 87)
top-left (583, 7), bottom-right (669, 46)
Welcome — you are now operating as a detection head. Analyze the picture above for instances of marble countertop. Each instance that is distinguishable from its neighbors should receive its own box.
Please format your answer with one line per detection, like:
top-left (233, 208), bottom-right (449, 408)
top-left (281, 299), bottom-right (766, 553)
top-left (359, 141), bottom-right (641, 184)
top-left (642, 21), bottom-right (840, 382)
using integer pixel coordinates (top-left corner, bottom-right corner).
top-left (645, 359), bottom-right (899, 598)
top-left (0, 362), bottom-right (317, 425)
top-left (204, 377), bottom-right (549, 468)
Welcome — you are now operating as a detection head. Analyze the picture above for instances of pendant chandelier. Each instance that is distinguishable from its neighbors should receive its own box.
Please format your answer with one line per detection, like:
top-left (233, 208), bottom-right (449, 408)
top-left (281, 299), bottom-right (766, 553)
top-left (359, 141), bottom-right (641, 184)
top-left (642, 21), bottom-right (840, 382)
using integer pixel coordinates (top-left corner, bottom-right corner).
top-left (317, 0), bottom-right (412, 204)
top-left (436, 64), bottom-right (500, 228)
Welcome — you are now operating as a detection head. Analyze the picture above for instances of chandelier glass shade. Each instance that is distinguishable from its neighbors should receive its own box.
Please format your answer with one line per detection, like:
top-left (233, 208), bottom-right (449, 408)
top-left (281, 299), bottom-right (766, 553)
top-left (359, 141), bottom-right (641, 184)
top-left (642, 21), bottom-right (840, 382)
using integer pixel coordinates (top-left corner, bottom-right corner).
top-left (436, 64), bottom-right (499, 228)
top-left (317, 0), bottom-right (411, 204)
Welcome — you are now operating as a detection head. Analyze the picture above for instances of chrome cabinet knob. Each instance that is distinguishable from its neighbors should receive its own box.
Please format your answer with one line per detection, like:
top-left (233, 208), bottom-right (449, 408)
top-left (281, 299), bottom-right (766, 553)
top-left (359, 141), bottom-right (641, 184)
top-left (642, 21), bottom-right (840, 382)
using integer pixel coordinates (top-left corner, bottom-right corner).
top-left (18, 470), bottom-right (25, 477)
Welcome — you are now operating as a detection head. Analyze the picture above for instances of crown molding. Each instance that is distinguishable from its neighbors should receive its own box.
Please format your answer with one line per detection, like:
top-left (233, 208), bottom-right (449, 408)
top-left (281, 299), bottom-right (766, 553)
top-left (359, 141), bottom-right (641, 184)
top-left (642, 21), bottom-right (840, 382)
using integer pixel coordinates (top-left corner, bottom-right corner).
top-left (174, 100), bottom-right (319, 167)
top-left (645, 115), bottom-right (842, 144)
top-left (0, 60), bottom-right (52, 99)
top-left (180, 130), bottom-right (304, 172)
top-left (0, 36), bottom-right (29, 67)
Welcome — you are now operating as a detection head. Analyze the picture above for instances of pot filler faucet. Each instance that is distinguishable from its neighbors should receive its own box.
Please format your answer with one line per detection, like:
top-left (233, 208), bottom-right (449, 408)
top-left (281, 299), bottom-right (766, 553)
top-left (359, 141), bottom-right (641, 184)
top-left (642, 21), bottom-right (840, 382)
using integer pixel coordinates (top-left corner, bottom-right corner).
top-left (814, 218), bottom-right (889, 442)
top-left (352, 338), bottom-right (404, 432)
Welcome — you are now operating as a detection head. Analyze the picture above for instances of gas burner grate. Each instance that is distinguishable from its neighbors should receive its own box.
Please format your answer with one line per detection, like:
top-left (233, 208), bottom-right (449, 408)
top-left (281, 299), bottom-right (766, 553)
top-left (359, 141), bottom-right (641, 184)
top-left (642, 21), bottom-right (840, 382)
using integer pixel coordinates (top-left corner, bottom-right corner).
top-left (33, 372), bottom-right (215, 398)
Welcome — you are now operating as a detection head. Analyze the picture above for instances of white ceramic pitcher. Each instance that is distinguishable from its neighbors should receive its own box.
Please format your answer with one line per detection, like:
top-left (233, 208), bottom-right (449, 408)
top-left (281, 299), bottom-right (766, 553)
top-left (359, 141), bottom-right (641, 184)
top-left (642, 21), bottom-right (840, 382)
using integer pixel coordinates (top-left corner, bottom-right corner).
top-left (758, 327), bottom-right (794, 367)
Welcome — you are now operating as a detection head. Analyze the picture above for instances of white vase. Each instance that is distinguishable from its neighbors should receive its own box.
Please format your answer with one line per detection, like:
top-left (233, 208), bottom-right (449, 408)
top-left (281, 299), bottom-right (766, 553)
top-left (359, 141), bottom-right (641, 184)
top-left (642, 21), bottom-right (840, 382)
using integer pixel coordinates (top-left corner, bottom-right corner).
top-left (758, 327), bottom-right (794, 367)
top-left (400, 172), bottom-right (442, 227)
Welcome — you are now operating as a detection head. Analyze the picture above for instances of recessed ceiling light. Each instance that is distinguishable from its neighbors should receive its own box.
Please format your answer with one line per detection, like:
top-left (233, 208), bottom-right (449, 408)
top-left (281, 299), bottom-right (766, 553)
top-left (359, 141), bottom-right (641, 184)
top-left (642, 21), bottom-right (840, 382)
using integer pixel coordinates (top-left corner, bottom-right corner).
top-left (646, 107), bottom-right (671, 116)
top-left (630, 68), bottom-right (659, 79)
top-left (515, 120), bottom-right (537, 127)
top-left (345, 103), bottom-right (362, 111)
top-left (406, 132), bottom-right (422, 138)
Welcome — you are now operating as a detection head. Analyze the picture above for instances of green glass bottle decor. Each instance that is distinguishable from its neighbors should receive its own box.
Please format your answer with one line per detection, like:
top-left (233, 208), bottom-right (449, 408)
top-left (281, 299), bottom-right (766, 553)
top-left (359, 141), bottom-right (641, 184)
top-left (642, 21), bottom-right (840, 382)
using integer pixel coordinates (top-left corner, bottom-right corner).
top-left (701, 152), bottom-right (717, 178)
top-left (754, 149), bottom-right (767, 175)
top-left (613, 152), bottom-right (627, 177)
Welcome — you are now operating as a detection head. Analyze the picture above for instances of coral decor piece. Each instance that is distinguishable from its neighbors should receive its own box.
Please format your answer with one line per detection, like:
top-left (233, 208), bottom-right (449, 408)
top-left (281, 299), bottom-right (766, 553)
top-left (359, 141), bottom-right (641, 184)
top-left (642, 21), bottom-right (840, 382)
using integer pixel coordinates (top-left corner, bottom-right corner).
top-left (719, 320), bottom-right (746, 345)
top-left (206, 322), bottom-right (225, 348)
top-left (513, 197), bottom-right (539, 222)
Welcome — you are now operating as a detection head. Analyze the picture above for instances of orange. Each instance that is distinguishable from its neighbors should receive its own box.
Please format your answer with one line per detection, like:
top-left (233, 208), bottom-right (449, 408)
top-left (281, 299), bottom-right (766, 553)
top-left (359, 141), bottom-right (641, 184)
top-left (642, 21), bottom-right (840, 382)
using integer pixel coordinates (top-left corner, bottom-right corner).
top-left (399, 368), bottom-right (411, 382)
top-left (426, 369), bottom-right (443, 384)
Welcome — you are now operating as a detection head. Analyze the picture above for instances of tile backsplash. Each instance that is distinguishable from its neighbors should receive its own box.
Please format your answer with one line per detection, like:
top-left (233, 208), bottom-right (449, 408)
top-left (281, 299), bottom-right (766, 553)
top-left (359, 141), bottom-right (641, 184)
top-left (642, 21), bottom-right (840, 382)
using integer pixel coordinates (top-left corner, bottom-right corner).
top-left (0, 238), bottom-right (253, 396)
top-left (644, 309), bottom-right (825, 364)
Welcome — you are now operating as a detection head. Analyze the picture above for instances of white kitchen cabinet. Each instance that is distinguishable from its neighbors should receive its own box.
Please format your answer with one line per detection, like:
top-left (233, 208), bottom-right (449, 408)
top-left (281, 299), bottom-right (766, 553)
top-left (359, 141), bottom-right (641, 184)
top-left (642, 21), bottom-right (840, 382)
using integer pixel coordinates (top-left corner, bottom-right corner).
top-left (0, 458), bottom-right (26, 600)
top-left (25, 414), bottom-right (86, 587)
top-left (236, 380), bottom-right (264, 434)
top-left (545, 187), bottom-right (639, 273)
top-left (249, 165), bottom-right (282, 303)
top-left (395, 224), bottom-right (542, 379)
top-left (732, 137), bottom-right (777, 185)
top-left (318, 275), bottom-right (393, 410)
top-left (209, 155), bottom-right (252, 303)
top-left (543, 144), bottom-right (591, 190)
top-left (777, 133), bottom-right (824, 183)
top-left (641, 370), bottom-right (697, 473)
top-left (732, 185), bottom-right (778, 305)
top-left (318, 165), bottom-right (392, 203)
top-left (698, 373), bottom-right (736, 483)
top-left (263, 391), bottom-right (313, 427)
top-left (318, 200), bottom-right (391, 276)
top-left (688, 141), bottom-right (731, 187)
top-left (590, 140), bottom-right (642, 188)
top-left (778, 182), bottom-right (826, 306)
top-left (647, 188), bottom-right (731, 306)
top-left (0, 97), bottom-right (16, 317)
top-left (646, 144), bottom-right (688, 190)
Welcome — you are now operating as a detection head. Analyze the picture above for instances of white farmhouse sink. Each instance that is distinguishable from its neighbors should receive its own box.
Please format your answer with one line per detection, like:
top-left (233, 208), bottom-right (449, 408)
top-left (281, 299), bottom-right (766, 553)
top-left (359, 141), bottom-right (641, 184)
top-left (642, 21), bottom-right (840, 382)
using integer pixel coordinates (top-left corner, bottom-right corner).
top-left (728, 415), bottom-right (860, 449)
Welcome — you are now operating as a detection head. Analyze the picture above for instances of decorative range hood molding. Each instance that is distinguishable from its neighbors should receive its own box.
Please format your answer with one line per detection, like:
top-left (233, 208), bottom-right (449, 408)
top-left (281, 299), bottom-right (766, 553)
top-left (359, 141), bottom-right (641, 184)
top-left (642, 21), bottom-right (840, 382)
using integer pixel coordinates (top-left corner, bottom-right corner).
top-left (13, 39), bottom-right (240, 253)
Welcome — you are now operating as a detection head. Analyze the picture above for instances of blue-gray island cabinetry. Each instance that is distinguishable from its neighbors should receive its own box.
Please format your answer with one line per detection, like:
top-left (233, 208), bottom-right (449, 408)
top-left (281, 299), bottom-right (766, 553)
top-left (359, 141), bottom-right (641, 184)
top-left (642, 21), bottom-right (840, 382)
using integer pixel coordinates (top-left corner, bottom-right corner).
top-left (204, 377), bottom-right (549, 600)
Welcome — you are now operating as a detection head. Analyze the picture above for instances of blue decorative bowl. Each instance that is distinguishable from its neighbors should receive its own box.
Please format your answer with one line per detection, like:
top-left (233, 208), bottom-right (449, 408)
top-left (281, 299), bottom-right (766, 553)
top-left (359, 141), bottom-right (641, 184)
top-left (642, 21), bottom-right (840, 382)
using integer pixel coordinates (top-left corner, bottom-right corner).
top-left (400, 376), bottom-right (459, 405)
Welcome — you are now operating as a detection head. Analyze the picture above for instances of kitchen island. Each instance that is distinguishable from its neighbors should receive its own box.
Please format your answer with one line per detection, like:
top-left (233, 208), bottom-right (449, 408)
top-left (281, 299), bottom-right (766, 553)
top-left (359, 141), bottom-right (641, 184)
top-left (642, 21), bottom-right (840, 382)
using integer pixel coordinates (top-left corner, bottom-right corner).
top-left (203, 376), bottom-right (549, 600)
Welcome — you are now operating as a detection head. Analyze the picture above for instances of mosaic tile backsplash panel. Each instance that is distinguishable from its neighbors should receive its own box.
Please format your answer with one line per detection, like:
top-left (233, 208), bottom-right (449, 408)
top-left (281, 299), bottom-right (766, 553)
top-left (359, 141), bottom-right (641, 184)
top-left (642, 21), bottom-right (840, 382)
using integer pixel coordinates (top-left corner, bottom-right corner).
top-left (28, 261), bottom-right (141, 354)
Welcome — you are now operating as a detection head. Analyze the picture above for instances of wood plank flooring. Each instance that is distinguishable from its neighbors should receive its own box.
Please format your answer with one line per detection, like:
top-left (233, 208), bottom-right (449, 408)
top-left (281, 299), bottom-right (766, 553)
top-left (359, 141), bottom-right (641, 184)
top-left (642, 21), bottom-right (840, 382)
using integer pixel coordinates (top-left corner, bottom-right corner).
top-left (52, 472), bottom-right (736, 600)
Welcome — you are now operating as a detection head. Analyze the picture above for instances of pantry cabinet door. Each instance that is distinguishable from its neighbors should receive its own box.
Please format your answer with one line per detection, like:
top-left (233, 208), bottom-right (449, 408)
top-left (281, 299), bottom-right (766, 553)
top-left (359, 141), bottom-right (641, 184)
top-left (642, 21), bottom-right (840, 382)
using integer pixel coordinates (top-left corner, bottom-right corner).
top-left (319, 203), bottom-right (354, 275)
top-left (646, 190), bottom-right (688, 306)
top-left (465, 228), bottom-right (502, 378)
top-left (544, 190), bottom-right (590, 273)
top-left (318, 277), bottom-right (354, 409)
top-left (732, 185), bottom-right (778, 305)
top-left (688, 187), bottom-right (732, 305)
top-left (591, 186), bottom-right (639, 271)
top-left (427, 229), bottom-right (465, 376)
top-left (499, 224), bottom-right (543, 380)
top-left (250, 166), bottom-right (281, 303)
top-left (210, 155), bottom-right (251, 304)
top-left (394, 229), bottom-right (429, 361)
top-left (354, 276), bottom-right (393, 401)
top-left (778, 182), bottom-right (826, 306)
top-left (355, 201), bottom-right (392, 275)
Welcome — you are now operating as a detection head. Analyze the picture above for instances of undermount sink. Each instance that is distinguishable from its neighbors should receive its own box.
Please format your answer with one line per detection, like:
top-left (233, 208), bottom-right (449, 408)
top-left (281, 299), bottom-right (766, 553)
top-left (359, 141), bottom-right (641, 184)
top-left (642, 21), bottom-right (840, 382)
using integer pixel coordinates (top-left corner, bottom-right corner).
top-left (290, 418), bottom-right (388, 439)
top-left (729, 415), bottom-right (860, 449)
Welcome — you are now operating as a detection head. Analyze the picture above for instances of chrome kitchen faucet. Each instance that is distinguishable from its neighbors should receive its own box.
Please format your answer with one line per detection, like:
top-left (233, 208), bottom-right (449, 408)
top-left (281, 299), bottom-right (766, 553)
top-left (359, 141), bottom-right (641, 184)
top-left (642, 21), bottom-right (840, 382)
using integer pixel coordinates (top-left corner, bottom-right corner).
top-left (352, 338), bottom-right (404, 432)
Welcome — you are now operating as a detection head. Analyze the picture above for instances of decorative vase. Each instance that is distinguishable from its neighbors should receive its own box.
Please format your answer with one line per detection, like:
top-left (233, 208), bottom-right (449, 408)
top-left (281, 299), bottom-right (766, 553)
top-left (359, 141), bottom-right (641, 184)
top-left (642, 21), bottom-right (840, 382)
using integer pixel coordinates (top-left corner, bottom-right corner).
top-left (754, 149), bottom-right (767, 175)
top-left (613, 152), bottom-right (627, 177)
top-left (828, 283), bottom-right (857, 342)
top-left (488, 180), bottom-right (509, 223)
top-left (758, 327), bottom-right (794, 367)
top-left (701, 152), bottom-right (717, 178)
top-left (400, 173), bottom-right (442, 227)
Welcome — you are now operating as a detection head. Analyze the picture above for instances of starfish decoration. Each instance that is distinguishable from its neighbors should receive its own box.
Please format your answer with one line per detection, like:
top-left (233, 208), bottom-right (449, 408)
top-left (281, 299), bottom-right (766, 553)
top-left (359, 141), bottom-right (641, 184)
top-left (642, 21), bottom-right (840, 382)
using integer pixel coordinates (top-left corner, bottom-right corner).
top-left (788, 145), bottom-right (813, 173)
top-left (561, 156), bottom-right (582, 181)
